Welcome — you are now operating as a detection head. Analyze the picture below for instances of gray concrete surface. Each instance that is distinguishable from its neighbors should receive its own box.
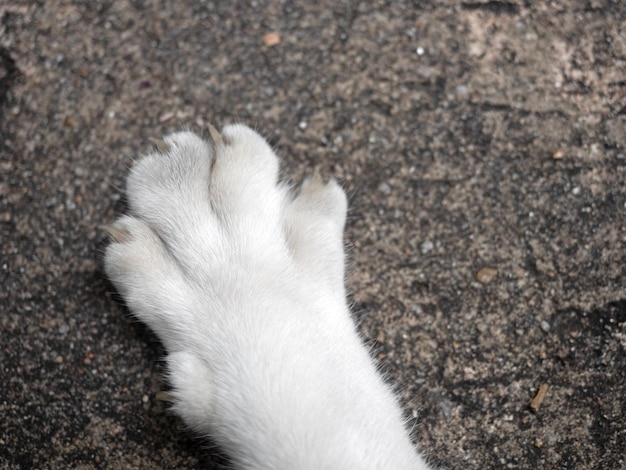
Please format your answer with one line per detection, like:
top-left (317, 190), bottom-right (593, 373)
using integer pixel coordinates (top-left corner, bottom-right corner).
top-left (1, 1), bottom-right (625, 468)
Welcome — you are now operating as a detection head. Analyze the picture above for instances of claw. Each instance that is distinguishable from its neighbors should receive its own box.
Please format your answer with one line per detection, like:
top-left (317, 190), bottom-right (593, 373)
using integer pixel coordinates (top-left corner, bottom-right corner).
top-left (102, 224), bottom-right (132, 243)
top-left (310, 168), bottom-right (324, 184)
top-left (155, 391), bottom-right (175, 402)
top-left (147, 137), bottom-right (171, 154)
top-left (207, 123), bottom-right (224, 147)
top-left (302, 168), bottom-right (325, 192)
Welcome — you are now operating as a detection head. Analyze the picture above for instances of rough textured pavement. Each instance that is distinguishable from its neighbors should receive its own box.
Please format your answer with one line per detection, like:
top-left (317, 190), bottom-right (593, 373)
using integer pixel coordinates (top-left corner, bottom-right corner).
top-left (1, 1), bottom-right (625, 468)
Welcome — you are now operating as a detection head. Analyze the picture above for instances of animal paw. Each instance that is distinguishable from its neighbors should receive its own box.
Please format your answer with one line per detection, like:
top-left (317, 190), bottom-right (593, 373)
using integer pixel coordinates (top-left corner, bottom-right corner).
top-left (104, 124), bottom-right (427, 469)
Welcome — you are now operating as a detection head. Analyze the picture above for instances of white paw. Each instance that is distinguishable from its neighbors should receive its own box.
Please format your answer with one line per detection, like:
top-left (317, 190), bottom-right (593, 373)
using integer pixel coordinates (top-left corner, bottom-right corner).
top-left (105, 124), bottom-right (428, 469)
top-left (105, 125), bottom-right (347, 351)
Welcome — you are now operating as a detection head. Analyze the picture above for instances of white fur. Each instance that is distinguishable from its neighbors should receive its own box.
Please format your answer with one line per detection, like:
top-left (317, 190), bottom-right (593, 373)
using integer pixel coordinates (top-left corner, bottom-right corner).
top-left (104, 124), bottom-right (431, 469)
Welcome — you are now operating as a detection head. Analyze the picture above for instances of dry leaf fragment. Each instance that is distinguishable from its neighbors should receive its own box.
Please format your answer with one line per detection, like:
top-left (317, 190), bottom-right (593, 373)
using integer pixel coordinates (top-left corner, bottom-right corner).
top-left (263, 32), bottom-right (281, 47)
top-left (159, 111), bottom-right (174, 123)
top-left (530, 383), bottom-right (549, 411)
top-left (376, 331), bottom-right (385, 344)
top-left (476, 266), bottom-right (498, 284)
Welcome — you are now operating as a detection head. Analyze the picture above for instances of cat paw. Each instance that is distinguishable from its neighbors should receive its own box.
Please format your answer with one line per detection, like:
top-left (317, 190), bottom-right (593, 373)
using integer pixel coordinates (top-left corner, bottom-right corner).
top-left (104, 123), bottom-right (348, 414)
top-left (104, 124), bottom-right (428, 469)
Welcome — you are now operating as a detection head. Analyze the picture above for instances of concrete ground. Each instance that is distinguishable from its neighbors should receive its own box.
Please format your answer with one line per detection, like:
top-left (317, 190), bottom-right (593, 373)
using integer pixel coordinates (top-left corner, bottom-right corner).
top-left (1, 1), bottom-right (625, 468)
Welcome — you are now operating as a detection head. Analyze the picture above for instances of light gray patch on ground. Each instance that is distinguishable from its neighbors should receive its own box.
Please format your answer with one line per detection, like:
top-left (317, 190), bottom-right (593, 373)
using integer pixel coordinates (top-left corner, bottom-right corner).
top-left (1, 1), bottom-right (624, 468)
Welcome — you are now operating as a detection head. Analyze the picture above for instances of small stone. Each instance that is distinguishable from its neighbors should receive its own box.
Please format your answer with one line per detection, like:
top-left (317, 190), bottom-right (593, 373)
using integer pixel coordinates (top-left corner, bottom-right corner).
top-left (540, 320), bottom-right (550, 332)
top-left (54, 356), bottom-right (63, 364)
top-left (420, 240), bottom-right (434, 254)
top-left (476, 267), bottom-right (498, 284)
top-left (378, 182), bottom-right (391, 195)
top-left (552, 150), bottom-right (565, 160)
top-left (456, 85), bottom-right (469, 98)
top-left (83, 352), bottom-right (95, 365)
top-left (410, 303), bottom-right (423, 314)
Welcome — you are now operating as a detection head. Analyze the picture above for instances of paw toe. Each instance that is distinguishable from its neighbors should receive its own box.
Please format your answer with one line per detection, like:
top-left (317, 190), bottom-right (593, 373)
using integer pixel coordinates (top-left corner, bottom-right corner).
top-left (299, 176), bottom-right (348, 227)
top-left (209, 124), bottom-right (287, 242)
top-left (125, 132), bottom-right (214, 221)
top-left (284, 176), bottom-right (348, 290)
top-left (289, 176), bottom-right (348, 234)
top-left (104, 215), bottom-right (195, 350)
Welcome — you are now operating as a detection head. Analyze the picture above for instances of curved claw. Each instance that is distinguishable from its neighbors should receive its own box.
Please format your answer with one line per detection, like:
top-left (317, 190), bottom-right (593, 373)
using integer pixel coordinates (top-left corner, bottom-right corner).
top-left (155, 391), bottom-right (175, 402)
top-left (147, 137), bottom-right (171, 154)
top-left (102, 224), bottom-right (132, 243)
top-left (207, 124), bottom-right (224, 147)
